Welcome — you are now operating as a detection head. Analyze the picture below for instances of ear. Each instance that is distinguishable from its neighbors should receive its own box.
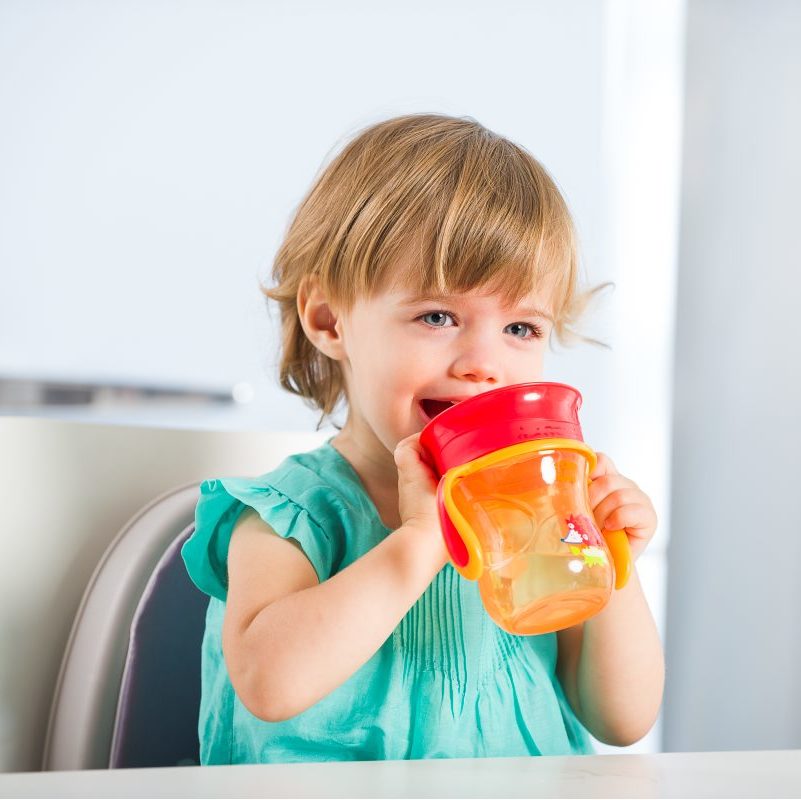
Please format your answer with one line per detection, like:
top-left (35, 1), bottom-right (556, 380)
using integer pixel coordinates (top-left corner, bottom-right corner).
top-left (297, 277), bottom-right (346, 361)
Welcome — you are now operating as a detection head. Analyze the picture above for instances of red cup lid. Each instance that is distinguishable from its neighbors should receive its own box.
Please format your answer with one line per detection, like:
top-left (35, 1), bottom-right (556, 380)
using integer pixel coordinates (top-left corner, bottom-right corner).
top-left (419, 382), bottom-right (584, 477)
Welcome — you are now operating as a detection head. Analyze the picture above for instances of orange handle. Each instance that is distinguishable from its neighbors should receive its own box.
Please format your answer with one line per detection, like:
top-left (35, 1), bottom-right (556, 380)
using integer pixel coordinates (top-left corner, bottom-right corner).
top-left (603, 528), bottom-right (632, 590)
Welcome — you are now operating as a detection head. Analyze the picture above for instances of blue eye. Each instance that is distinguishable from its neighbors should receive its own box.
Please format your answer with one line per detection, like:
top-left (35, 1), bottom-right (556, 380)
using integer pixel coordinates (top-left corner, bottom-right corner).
top-left (505, 322), bottom-right (544, 339)
top-left (420, 311), bottom-right (455, 327)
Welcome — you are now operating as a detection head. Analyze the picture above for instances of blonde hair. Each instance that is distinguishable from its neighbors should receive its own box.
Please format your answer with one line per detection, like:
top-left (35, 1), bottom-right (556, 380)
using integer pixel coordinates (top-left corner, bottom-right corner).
top-left (263, 113), bottom-right (608, 420)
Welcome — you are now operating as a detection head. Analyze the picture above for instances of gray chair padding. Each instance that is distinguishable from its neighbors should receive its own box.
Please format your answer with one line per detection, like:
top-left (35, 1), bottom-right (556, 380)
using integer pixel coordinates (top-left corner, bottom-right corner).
top-left (109, 523), bottom-right (207, 768)
top-left (42, 482), bottom-right (205, 771)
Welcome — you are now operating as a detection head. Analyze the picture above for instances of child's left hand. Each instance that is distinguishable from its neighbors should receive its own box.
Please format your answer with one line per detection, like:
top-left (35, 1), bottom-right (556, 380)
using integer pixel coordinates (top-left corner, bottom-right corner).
top-left (589, 453), bottom-right (657, 561)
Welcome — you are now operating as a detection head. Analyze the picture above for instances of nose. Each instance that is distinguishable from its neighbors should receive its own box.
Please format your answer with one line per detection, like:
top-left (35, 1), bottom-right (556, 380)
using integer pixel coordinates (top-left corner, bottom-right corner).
top-left (449, 338), bottom-right (501, 384)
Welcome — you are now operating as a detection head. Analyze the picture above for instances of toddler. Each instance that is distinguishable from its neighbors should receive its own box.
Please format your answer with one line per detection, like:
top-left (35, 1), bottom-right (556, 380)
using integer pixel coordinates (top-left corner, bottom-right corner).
top-left (182, 113), bottom-right (664, 764)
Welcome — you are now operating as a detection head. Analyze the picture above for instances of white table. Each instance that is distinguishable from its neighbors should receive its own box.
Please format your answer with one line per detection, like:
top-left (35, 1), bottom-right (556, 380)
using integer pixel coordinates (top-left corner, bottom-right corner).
top-left (1, 750), bottom-right (800, 798)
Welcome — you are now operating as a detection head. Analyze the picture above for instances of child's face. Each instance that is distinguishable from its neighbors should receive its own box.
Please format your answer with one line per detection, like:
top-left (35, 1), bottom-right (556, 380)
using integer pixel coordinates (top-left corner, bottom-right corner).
top-left (337, 286), bottom-right (554, 454)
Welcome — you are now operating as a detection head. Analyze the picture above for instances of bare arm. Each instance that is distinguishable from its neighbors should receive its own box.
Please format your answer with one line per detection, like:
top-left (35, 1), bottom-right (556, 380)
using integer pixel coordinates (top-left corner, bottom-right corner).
top-left (223, 513), bottom-right (446, 721)
top-left (222, 434), bottom-right (446, 722)
top-left (556, 568), bottom-right (664, 746)
top-left (556, 452), bottom-right (665, 746)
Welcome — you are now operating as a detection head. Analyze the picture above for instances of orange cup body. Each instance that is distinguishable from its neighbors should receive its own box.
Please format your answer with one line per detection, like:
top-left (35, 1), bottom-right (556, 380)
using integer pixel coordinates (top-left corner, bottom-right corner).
top-left (444, 445), bottom-right (617, 635)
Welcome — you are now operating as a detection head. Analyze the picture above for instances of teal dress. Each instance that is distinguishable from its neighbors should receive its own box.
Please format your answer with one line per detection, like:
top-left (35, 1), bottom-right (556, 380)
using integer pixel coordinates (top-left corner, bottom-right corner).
top-left (181, 439), bottom-right (593, 764)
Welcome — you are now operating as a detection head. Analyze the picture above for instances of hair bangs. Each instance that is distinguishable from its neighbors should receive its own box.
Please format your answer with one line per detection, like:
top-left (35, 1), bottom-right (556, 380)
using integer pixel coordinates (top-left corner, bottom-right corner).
top-left (350, 133), bottom-right (577, 317)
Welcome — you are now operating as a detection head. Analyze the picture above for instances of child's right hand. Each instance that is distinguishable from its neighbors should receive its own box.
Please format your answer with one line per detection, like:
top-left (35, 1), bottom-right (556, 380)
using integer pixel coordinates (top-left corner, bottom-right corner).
top-left (393, 432), bottom-right (442, 537)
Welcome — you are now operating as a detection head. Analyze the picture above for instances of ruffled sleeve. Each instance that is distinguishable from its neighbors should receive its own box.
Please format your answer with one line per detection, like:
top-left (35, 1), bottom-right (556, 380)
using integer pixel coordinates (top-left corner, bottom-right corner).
top-left (181, 476), bottom-right (338, 602)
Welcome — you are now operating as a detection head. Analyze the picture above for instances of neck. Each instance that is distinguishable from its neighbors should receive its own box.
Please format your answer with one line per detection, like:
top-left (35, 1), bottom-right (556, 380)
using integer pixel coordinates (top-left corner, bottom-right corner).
top-left (330, 420), bottom-right (401, 530)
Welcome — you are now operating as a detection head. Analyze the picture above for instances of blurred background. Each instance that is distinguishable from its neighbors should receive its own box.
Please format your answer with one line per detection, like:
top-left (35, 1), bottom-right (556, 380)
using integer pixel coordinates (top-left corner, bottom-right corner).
top-left (1, 0), bottom-right (799, 760)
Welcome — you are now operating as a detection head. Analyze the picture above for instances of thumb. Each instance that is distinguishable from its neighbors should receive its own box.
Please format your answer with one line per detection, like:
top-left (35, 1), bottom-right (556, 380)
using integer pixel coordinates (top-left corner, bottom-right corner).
top-left (394, 434), bottom-right (438, 486)
top-left (394, 431), bottom-right (430, 463)
top-left (393, 434), bottom-right (418, 467)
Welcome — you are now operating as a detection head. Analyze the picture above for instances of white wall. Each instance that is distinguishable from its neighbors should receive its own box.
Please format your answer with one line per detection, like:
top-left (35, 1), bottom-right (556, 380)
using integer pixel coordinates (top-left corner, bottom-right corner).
top-left (664, 0), bottom-right (801, 752)
top-left (1, 0), bottom-right (613, 432)
top-left (0, 0), bottom-right (680, 432)
top-left (0, 0), bottom-right (684, 758)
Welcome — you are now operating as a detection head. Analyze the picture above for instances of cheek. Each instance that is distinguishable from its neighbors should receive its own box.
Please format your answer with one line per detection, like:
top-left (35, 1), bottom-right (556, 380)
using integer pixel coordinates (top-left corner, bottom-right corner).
top-left (350, 340), bottom-right (413, 396)
top-left (511, 347), bottom-right (545, 381)
top-left (354, 337), bottom-right (434, 408)
top-left (367, 329), bottom-right (432, 371)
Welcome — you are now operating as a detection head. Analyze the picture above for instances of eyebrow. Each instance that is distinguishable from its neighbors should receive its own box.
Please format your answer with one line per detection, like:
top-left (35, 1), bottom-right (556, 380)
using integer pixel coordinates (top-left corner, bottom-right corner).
top-left (401, 295), bottom-right (555, 323)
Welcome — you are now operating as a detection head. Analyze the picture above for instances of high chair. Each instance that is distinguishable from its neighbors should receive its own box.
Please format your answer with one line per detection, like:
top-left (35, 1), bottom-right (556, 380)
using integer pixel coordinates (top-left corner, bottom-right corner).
top-left (42, 481), bottom-right (206, 769)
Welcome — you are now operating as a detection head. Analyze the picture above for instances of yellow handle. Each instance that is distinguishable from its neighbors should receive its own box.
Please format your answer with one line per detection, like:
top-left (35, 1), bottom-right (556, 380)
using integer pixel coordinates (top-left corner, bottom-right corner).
top-left (603, 529), bottom-right (632, 590)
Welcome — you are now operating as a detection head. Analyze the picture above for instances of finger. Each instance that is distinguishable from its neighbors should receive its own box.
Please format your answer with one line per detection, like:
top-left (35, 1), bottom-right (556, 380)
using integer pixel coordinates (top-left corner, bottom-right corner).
top-left (404, 432), bottom-right (439, 471)
top-left (393, 439), bottom-right (419, 469)
top-left (599, 503), bottom-right (657, 536)
top-left (592, 489), bottom-right (647, 529)
top-left (589, 451), bottom-right (618, 481)
top-left (394, 431), bottom-right (420, 451)
top-left (393, 432), bottom-right (421, 461)
top-left (394, 437), bottom-right (438, 484)
top-left (588, 474), bottom-right (637, 508)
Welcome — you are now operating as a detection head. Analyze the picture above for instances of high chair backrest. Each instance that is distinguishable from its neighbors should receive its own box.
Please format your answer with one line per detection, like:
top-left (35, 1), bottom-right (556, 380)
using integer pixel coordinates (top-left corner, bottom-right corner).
top-left (42, 482), bottom-right (204, 770)
top-left (108, 520), bottom-right (207, 768)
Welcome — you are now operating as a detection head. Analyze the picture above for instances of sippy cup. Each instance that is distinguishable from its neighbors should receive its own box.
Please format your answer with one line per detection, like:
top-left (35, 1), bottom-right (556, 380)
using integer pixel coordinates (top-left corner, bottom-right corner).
top-left (419, 382), bottom-right (632, 636)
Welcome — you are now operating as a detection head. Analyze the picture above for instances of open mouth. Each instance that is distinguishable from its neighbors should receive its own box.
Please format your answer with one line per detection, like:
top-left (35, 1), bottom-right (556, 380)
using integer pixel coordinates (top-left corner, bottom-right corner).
top-left (420, 399), bottom-right (457, 421)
